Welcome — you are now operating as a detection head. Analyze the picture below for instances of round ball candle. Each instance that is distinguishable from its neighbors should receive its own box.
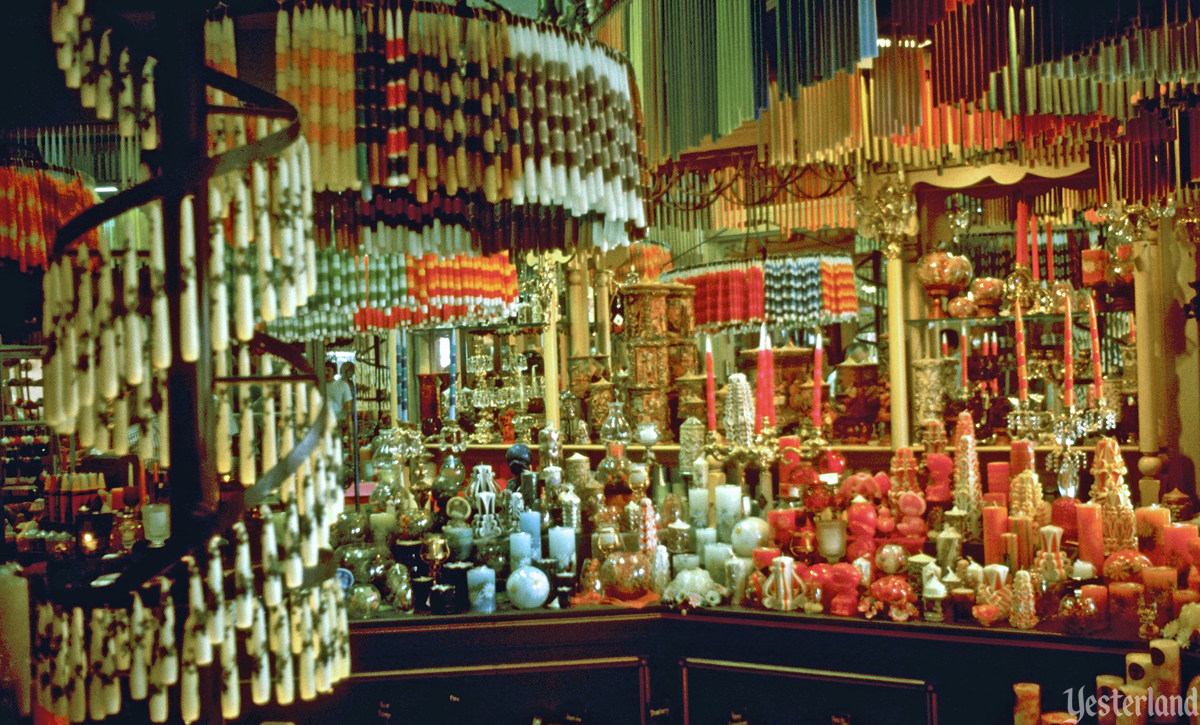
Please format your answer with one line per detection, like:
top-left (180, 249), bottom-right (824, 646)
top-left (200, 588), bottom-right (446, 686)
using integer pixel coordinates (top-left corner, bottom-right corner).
top-left (1088, 293), bottom-right (1103, 402)
top-left (1013, 682), bottom-right (1041, 725)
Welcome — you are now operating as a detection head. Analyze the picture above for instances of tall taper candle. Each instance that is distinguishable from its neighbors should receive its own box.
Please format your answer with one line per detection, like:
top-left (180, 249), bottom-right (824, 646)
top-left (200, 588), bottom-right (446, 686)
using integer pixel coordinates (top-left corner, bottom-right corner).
top-left (1088, 293), bottom-right (1103, 403)
top-left (812, 330), bottom-right (823, 428)
top-left (705, 336), bottom-right (717, 431)
top-left (1063, 295), bottom-right (1074, 408)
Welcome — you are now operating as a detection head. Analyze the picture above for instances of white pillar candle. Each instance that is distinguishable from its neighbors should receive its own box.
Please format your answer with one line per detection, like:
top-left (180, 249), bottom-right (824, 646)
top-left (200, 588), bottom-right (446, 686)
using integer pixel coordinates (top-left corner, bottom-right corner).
top-left (688, 487), bottom-right (710, 530)
top-left (509, 532), bottom-right (533, 570)
top-left (703, 543), bottom-right (734, 587)
top-left (548, 526), bottom-right (576, 572)
top-left (467, 566), bottom-right (497, 614)
top-left (694, 527), bottom-right (717, 565)
top-left (714, 485), bottom-right (743, 543)
top-left (518, 510), bottom-right (542, 558)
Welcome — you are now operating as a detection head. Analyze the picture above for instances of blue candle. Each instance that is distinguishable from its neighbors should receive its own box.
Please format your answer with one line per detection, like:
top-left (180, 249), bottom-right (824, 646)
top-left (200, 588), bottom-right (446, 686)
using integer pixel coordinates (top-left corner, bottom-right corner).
top-left (548, 526), bottom-right (576, 572)
top-left (518, 510), bottom-right (542, 558)
top-left (466, 566), bottom-right (496, 614)
top-left (509, 532), bottom-right (532, 569)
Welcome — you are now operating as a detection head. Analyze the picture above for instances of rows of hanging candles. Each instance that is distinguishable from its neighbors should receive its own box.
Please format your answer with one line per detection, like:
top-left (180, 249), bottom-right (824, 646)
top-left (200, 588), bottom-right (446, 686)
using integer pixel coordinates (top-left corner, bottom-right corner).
top-left (275, 4), bottom-right (649, 255)
top-left (0, 165), bottom-right (98, 271)
top-left (204, 11), bottom-right (246, 157)
top-left (274, 1), bottom-right (359, 193)
top-left (51, 1), bottom-right (158, 149)
top-left (663, 262), bottom-right (764, 332)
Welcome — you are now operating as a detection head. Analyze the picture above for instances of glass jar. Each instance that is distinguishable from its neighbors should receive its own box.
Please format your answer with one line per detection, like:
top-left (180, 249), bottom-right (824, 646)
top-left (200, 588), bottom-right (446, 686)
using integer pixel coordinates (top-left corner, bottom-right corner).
top-left (598, 400), bottom-right (633, 446)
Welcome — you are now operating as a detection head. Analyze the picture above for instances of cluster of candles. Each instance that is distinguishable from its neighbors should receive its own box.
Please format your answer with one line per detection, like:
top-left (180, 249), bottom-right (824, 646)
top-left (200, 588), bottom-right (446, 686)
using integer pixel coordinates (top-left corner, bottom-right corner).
top-left (702, 327), bottom-right (820, 439)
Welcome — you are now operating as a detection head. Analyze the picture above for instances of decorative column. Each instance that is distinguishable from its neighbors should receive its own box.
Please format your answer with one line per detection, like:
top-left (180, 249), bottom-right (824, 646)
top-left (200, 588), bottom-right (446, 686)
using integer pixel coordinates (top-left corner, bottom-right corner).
top-left (566, 253), bottom-right (590, 359)
top-left (887, 244), bottom-right (910, 448)
top-left (594, 251), bottom-right (612, 371)
top-left (1133, 231), bottom-right (1165, 505)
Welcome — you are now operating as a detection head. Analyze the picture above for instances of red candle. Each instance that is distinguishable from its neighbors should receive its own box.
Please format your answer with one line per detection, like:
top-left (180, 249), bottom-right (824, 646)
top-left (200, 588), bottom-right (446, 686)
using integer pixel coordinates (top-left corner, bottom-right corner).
top-left (1108, 581), bottom-right (1145, 624)
top-left (983, 506), bottom-right (1009, 565)
top-left (987, 461), bottom-right (1011, 494)
top-left (812, 331), bottom-right (823, 429)
top-left (1015, 298), bottom-right (1028, 401)
top-left (1080, 583), bottom-right (1109, 619)
top-left (983, 492), bottom-right (1008, 508)
top-left (1063, 294), bottom-right (1074, 408)
top-left (1045, 220), bottom-right (1055, 283)
top-left (1174, 589), bottom-right (1200, 619)
top-left (705, 336), bottom-right (717, 432)
top-left (1010, 440), bottom-right (1035, 475)
top-left (1031, 214), bottom-right (1040, 281)
top-left (1015, 198), bottom-right (1029, 266)
top-left (1088, 293), bottom-right (1103, 403)
top-left (1136, 505), bottom-right (1171, 566)
top-left (1129, 310), bottom-right (1136, 344)
top-left (941, 331), bottom-right (950, 357)
top-left (961, 325), bottom-right (969, 389)
top-left (1076, 503), bottom-right (1105, 566)
top-left (1164, 523), bottom-right (1199, 570)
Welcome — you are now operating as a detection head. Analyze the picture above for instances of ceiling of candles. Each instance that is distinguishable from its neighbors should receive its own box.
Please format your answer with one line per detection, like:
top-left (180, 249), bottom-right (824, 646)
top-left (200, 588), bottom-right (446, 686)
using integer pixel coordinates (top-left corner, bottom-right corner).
top-left (591, 0), bottom-right (1200, 240)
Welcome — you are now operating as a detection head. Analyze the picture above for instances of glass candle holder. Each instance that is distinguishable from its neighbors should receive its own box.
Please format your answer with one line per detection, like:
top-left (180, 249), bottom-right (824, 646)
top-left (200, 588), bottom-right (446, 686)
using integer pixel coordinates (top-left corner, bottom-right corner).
top-left (142, 503), bottom-right (171, 548)
top-left (815, 519), bottom-right (847, 563)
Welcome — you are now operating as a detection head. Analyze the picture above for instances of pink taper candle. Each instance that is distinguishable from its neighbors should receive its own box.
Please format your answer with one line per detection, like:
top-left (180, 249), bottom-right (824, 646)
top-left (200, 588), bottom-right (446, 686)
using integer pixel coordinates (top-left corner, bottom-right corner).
top-left (1063, 295), bottom-right (1074, 408)
top-left (812, 331), bottom-right (823, 428)
top-left (961, 325), bottom-right (969, 389)
top-left (1030, 214), bottom-right (1040, 281)
top-left (1045, 221), bottom-right (1054, 283)
top-left (1015, 298), bottom-right (1028, 402)
top-left (1015, 199), bottom-right (1029, 266)
top-left (705, 336), bottom-right (717, 432)
top-left (1088, 293), bottom-right (1103, 404)
top-left (756, 325), bottom-right (768, 433)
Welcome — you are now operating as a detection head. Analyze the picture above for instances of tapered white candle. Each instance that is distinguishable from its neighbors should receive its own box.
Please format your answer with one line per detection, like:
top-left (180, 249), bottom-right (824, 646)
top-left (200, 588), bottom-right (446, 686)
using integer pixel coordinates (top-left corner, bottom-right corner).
top-left (234, 179), bottom-right (254, 341)
top-left (179, 195), bottom-right (200, 362)
top-left (209, 188), bottom-right (229, 352)
top-left (148, 202), bottom-right (171, 369)
top-left (239, 347), bottom-right (255, 485)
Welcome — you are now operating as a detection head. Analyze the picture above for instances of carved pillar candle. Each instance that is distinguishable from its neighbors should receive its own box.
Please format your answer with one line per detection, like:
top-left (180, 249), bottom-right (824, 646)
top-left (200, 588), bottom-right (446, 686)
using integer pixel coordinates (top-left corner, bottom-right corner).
top-left (714, 485), bottom-right (743, 543)
top-left (1013, 682), bottom-right (1041, 725)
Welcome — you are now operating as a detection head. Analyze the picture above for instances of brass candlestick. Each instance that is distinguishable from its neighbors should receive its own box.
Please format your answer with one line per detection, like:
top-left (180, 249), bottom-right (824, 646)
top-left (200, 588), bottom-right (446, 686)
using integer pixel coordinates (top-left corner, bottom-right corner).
top-left (704, 419), bottom-right (781, 505)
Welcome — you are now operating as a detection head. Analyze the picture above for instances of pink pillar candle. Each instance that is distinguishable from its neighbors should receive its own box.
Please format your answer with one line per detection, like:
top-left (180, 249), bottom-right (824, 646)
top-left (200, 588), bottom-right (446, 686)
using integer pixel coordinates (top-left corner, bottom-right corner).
top-left (1109, 582), bottom-right (1145, 625)
top-left (1051, 497), bottom-right (1079, 541)
top-left (1164, 523), bottom-right (1200, 570)
top-left (1135, 506), bottom-right (1171, 566)
top-left (983, 506), bottom-right (1009, 566)
top-left (1076, 503), bottom-right (1105, 566)
top-left (1015, 199), bottom-right (1029, 266)
top-left (983, 492), bottom-right (1008, 508)
top-left (1174, 589), bottom-right (1200, 619)
top-left (987, 462), bottom-right (1011, 494)
top-left (1081, 583), bottom-right (1109, 619)
top-left (1010, 441), bottom-right (1035, 476)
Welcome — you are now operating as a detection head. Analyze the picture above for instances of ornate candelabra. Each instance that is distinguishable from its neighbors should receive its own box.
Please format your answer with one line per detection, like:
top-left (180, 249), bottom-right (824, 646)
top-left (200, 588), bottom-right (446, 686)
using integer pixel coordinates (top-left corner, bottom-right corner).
top-left (1006, 394), bottom-right (1053, 442)
top-left (704, 419), bottom-right (781, 505)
